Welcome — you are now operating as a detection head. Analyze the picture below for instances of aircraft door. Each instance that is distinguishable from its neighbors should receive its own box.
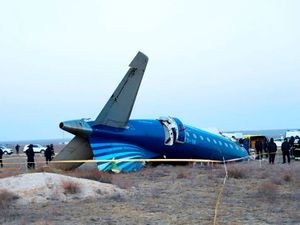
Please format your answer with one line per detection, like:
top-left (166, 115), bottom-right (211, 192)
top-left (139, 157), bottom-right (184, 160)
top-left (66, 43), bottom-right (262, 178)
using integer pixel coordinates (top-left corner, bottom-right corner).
top-left (173, 117), bottom-right (186, 144)
top-left (159, 117), bottom-right (185, 145)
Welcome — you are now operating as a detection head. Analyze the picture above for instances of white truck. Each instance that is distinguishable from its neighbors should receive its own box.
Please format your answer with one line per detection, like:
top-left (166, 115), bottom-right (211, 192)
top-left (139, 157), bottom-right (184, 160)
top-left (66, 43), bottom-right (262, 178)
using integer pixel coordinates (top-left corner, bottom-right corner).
top-left (286, 130), bottom-right (300, 138)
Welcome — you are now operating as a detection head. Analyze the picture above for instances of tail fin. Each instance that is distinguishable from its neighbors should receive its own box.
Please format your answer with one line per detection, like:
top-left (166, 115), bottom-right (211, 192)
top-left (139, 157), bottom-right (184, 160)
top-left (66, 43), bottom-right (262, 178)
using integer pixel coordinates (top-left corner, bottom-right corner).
top-left (94, 51), bottom-right (148, 128)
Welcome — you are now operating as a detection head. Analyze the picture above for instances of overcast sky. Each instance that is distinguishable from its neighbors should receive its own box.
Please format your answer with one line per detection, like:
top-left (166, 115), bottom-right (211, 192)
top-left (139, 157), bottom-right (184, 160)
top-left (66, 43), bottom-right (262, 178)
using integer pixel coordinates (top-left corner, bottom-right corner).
top-left (1, 0), bottom-right (299, 141)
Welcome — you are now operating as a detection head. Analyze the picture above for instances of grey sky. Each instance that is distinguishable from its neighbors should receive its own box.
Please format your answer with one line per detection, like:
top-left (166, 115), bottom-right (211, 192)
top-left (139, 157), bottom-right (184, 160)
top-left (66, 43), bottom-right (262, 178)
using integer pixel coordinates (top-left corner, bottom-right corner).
top-left (1, 0), bottom-right (300, 141)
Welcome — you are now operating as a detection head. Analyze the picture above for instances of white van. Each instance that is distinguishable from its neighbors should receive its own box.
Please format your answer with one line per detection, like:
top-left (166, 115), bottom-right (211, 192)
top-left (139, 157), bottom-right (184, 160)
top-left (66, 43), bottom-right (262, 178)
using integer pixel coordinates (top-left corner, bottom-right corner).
top-left (0, 145), bottom-right (13, 155)
top-left (23, 144), bottom-right (46, 154)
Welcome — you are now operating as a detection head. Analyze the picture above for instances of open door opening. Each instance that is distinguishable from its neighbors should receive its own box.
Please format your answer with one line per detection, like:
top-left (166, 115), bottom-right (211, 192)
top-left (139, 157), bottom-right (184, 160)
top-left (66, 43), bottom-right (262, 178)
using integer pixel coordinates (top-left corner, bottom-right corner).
top-left (158, 117), bottom-right (186, 146)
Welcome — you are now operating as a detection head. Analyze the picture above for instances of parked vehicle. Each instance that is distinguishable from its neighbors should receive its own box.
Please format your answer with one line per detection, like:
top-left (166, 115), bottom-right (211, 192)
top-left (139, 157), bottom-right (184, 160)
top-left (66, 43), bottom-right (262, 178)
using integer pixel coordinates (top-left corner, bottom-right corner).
top-left (242, 135), bottom-right (267, 152)
top-left (274, 138), bottom-right (284, 148)
top-left (0, 145), bottom-right (13, 155)
top-left (286, 130), bottom-right (300, 138)
top-left (23, 144), bottom-right (46, 154)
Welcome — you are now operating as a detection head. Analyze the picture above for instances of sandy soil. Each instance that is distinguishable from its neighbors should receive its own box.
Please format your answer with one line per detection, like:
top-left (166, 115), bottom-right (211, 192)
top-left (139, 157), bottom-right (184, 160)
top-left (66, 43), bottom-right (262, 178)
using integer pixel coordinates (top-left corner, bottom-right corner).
top-left (0, 173), bottom-right (125, 205)
top-left (0, 156), bottom-right (300, 225)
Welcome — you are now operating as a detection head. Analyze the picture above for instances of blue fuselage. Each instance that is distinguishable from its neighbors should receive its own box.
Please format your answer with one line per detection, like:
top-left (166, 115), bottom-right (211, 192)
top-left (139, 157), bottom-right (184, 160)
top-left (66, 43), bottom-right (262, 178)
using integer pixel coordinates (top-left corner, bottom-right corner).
top-left (90, 119), bottom-right (248, 161)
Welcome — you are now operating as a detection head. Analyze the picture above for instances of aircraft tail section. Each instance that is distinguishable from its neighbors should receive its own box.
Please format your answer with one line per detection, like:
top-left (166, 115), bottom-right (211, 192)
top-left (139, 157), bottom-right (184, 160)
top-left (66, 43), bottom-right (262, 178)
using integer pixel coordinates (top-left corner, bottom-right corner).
top-left (94, 52), bottom-right (148, 128)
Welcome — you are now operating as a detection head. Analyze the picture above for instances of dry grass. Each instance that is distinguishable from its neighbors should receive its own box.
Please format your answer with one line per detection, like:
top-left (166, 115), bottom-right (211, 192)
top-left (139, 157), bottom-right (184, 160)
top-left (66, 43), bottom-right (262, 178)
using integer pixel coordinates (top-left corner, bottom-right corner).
top-left (0, 189), bottom-right (19, 221)
top-left (0, 189), bottom-right (19, 208)
top-left (270, 176), bottom-right (284, 185)
top-left (256, 181), bottom-right (279, 201)
top-left (35, 166), bottom-right (65, 174)
top-left (266, 166), bottom-right (296, 185)
top-left (65, 168), bottom-right (113, 184)
top-left (111, 175), bottom-right (132, 189)
top-left (1, 156), bottom-right (300, 224)
top-left (175, 167), bottom-right (193, 179)
top-left (281, 169), bottom-right (293, 182)
top-left (215, 163), bottom-right (252, 179)
top-left (60, 179), bottom-right (81, 194)
top-left (227, 164), bottom-right (249, 179)
top-left (0, 170), bottom-right (22, 179)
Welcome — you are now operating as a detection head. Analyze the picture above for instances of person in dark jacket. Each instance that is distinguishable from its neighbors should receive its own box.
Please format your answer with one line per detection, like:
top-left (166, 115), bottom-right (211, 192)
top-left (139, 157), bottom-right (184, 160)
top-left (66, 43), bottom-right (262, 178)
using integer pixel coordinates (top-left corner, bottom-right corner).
top-left (15, 144), bottom-right (20, 154)
top-left (25, 144), bottom-right (35, 169)
top-left (289, 136), bottom-right (295, 158)
top-left (44, 145), bottom-right (52, 164)
top-left (263, 137), bottom-right (268, 158)
top-left (281, 138), bottom-right (290, 164)
top-left (255, 139), bottom-right (263, 160)
top-left (267, 138), bottom-right (277, 164)
top-left (50, 144), bottom-right (55, 160)
top-left (0, 148), bottom-right (4, 168)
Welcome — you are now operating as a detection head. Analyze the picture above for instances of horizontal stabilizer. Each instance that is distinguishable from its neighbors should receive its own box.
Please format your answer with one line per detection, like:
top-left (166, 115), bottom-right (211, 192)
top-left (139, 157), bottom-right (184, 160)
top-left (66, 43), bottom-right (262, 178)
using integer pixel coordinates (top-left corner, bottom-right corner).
top-left (94, 52), bottom-right (148, 128)
top-left (52, 136), bottom-right (93, 170)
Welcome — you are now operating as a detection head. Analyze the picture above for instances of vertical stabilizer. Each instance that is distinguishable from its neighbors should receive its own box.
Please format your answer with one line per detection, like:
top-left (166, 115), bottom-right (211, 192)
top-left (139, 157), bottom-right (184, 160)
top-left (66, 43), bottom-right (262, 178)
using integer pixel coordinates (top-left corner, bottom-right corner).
top-left (94, 52), bottom-right (148, 128)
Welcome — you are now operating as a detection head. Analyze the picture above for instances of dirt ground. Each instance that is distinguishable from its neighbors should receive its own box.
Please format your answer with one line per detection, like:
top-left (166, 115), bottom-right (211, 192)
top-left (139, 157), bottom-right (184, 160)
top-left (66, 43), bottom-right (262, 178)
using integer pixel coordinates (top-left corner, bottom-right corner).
top-left (0, 149), bottom-right (300, 225)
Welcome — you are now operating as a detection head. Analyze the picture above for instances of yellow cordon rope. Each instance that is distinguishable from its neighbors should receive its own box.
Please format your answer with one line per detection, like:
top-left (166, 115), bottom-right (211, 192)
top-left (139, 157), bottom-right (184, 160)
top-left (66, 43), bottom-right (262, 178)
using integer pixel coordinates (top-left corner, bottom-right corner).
top-left (49, 156), bottom-right (249, 164)
top-left (0, 156), bottom-right (249, 167)
top-left (213, 158), bottom-right (228, 225)
top-left (0, 156), bottom-right (248, 173)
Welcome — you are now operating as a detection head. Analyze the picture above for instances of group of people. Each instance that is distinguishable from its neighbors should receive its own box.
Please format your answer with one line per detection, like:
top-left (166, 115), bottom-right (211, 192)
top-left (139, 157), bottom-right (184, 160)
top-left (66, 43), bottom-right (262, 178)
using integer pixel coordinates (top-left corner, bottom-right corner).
top-left (25, 144), bottom-right (55, 169)
top-left (0, 144), bottom-right (55, 169)
top-left (254, 136), bottom-right (299, 164)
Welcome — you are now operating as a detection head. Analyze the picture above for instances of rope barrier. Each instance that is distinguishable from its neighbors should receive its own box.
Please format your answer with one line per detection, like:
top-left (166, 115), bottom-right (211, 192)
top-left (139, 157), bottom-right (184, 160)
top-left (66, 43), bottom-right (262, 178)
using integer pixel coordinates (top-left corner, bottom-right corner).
top-left (0, 158), bottom-right (241, 166)
top-left (1, 150), bottom-right (298, 168)
top-left (213, 157), bottom-right (228, 225)
top-left (3, 152), bottom-right (294, 167)
top-left (0, 156), bottom-right (248, 171)
top-left (49, 155), bottom-right (249, 164)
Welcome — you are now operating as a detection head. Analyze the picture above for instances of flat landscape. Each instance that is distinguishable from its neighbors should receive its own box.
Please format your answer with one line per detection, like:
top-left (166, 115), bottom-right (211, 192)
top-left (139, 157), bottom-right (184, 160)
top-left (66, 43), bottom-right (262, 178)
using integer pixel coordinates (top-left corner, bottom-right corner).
top-left (0, 147), bottom-right (299, 225)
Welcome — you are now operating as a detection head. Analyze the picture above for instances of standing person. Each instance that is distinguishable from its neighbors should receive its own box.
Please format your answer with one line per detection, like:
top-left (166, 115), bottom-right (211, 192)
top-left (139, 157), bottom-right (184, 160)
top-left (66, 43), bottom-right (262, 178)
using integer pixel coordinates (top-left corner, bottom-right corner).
top-left (255, 139), bottom-right (263, 160)
top-left (289, 136), bottom-right (295, 158)
top-left (267, 138), bottom-right (277, 164)
top-left (243, 138), bottom-right (250, 153)
top-left (281, 138), bottom-right (291, 164)
top-left (0, 147), bottom-right (4, 168)
top-left (238, 138), bottom-right (244, 147)
top-left (263, 137), bottom-right (268, 158)
top-left (50, 144), bottom-right (55, 160)
top-left (15, 144), bottom-right (20, 154)
top-left (25, 144), bottom-right (35, 169)
top-left (294, 139), bottom-right (300, 160)
top-left (44, 145), bottom-right (52, 164)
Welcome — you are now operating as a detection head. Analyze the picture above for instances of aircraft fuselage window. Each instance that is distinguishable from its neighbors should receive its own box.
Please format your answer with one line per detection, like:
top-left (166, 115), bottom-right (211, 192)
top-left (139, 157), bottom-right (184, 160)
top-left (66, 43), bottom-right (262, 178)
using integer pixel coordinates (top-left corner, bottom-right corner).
top-left (206, 137), bottom-right (211, 142)
top-left (213, 139), bottom-right (217, 144)
top-left (200, 136), bottom-right (204, 141)
top-left (218, 141), bottom-right (223, 146)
